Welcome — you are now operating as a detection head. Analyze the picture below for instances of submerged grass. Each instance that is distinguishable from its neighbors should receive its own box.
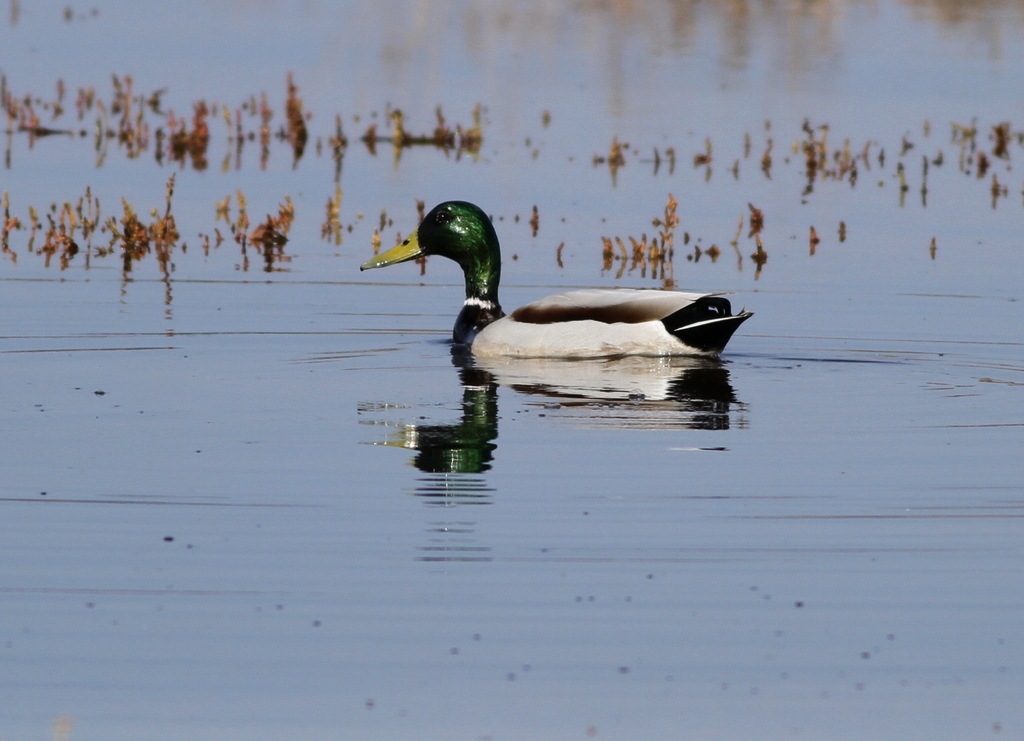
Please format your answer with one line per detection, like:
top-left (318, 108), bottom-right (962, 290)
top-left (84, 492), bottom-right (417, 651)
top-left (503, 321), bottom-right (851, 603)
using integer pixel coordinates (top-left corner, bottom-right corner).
top-left (1, 73), bottom-right (485, 174)
top-left (2, 73), bottom-right (1022, 286)
top-left (600, 193), bottom-right (679, 285)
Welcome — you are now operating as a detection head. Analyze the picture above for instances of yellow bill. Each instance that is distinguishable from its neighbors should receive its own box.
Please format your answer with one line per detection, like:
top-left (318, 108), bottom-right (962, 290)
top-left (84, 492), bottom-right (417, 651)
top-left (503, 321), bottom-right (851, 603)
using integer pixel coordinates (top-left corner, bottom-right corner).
top-left (360, 229), bottom-right (423, 271)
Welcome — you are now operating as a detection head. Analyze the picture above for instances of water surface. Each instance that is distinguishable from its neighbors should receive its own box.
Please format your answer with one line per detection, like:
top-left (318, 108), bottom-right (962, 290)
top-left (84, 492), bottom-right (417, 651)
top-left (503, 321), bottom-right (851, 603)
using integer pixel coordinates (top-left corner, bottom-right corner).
top-left (1, 1), bottom-right (1022, 739)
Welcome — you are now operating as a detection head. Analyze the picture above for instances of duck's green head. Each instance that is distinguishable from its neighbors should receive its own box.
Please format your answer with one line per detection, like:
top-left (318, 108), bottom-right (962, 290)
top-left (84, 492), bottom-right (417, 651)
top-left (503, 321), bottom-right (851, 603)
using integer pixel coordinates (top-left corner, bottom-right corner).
top-left (360, 201), bottom-right (501, 302)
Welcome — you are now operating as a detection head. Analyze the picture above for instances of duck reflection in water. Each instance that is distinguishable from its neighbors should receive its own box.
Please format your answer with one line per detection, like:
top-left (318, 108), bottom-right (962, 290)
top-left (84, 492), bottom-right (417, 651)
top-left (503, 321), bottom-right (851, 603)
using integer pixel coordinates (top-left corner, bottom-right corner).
top-left (480, 353), bottom-right (744, 433)
top-left (368, 351), bottom-right (745, 488)
top-left (402, 365), bottom-right (500, 475)
top-left (390, 365), bottom-right (500, 510)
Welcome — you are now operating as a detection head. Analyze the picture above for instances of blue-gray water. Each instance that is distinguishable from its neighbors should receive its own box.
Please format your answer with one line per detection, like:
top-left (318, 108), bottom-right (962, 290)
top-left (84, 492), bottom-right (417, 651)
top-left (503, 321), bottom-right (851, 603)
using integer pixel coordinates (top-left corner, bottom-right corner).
top-left (1, 1), bottom-right (1022, 739)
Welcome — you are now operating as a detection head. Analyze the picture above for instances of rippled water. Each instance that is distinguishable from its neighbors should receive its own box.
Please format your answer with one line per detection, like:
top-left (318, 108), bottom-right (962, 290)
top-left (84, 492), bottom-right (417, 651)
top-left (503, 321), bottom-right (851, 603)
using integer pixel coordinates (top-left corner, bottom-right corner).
top-left (1, 1), bottom-right (1022, 739)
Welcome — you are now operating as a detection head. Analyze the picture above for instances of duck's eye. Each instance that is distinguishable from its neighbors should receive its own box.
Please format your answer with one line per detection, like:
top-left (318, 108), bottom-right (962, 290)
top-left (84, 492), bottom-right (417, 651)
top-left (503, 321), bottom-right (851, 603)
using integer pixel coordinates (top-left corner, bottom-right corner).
top-left (434, 209), bottom-right (453, 225)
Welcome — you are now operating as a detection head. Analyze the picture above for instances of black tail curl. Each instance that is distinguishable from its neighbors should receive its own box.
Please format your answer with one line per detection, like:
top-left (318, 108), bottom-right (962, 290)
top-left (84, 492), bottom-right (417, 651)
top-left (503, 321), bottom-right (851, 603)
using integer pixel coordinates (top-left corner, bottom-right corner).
top-left (661, 296), bottom-right (752, 355)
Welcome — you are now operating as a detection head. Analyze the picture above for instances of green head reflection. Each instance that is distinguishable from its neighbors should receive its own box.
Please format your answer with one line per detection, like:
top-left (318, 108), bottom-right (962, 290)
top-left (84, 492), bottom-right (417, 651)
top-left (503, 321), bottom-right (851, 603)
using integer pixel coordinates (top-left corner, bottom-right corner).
top-left (385, 367), bottom-right (499, 475)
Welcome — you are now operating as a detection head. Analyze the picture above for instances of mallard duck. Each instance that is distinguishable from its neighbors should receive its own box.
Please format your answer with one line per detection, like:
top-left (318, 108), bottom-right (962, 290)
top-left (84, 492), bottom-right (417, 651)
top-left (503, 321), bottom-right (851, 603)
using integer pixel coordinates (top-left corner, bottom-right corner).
top-left (360, 201), bottom-right (752, 358)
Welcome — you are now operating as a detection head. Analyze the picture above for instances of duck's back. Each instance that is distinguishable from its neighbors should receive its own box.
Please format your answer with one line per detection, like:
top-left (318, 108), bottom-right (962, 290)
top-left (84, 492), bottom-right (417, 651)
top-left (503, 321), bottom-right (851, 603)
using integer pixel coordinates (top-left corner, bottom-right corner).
top-left (508, 289), bottom-right (709, 325)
